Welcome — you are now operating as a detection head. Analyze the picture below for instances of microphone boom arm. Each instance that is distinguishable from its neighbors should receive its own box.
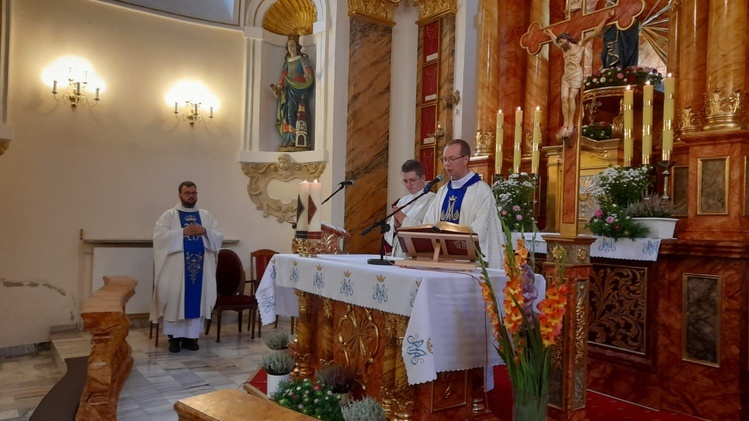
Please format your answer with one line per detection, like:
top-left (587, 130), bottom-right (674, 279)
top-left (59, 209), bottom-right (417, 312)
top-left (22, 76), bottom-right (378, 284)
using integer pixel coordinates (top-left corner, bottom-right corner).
top-left (360, 187), bottom-right (435, 236)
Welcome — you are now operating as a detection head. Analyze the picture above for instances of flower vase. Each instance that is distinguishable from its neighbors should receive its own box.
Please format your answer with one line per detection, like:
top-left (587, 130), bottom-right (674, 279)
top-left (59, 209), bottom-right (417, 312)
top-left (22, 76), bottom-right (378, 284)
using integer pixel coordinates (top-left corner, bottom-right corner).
top-left (512, 391), bottom-right (548, 421)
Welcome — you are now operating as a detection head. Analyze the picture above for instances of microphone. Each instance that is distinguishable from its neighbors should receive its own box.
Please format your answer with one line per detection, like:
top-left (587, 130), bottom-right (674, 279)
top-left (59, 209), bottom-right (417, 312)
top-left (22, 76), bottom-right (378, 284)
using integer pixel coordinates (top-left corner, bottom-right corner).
top-left (339, 179), bottom-right (355, 186)
top-left (422, 174), bottom-right (443, 193)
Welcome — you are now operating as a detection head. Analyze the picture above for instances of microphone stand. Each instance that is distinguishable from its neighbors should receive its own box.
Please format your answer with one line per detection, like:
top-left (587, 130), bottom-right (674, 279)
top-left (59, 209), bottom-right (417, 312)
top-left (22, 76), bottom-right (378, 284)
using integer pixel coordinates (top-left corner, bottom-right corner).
top-left (361, 187), bottom-right (435, 265)
top-left (321, 183), bottom-right (346, 206)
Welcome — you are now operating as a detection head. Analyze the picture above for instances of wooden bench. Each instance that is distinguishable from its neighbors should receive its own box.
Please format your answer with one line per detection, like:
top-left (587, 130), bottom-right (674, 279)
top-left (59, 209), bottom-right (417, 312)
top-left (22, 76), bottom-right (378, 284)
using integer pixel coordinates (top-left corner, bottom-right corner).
top-left (174, 389), bottom-right (317, 421)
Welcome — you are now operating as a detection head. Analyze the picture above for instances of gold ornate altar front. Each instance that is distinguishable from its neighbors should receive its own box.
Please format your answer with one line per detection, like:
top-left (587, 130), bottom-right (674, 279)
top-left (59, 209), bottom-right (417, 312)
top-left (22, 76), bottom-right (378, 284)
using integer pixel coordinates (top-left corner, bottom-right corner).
top-left (291, 290), bottom-right (492, 420)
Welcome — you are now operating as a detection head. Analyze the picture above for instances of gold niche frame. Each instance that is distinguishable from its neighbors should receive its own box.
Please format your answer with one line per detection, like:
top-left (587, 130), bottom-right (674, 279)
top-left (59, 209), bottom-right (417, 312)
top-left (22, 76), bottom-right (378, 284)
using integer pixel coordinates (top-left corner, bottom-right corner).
top-left (697, 157), bottom-right (729, 215)
top-left (681, 273), bottom-right (722, 367)
top-left (744, 157), bottom-right (749, 216)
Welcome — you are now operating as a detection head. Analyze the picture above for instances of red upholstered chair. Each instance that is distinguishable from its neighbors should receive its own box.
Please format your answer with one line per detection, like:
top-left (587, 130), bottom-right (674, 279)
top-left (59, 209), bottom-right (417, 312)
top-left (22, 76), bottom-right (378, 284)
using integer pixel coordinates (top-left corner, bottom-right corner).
top-left (205, 249), bottom-right (259, 342)
top-left (249, 249), bottom-right (280, 336)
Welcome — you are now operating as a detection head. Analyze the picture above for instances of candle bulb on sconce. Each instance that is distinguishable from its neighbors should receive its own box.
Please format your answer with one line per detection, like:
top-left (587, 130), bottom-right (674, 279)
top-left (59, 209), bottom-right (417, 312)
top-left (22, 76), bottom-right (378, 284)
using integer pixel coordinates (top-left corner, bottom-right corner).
top-left (52, 80), bottom-right (57, 94)
top-left (95, 88), bottom-right (100, 101)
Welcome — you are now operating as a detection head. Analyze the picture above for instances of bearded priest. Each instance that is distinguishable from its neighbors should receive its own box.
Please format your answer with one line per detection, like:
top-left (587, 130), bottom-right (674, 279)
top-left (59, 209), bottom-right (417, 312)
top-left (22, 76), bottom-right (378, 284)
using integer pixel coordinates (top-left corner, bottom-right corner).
top-left (150, 181), bottom-right (223, 353)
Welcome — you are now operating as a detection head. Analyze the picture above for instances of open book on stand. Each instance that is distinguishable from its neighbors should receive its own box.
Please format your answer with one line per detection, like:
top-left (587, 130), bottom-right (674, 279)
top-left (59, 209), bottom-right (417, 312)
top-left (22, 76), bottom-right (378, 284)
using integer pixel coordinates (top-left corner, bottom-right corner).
top-left (394, 221), bottom-right (480, 270)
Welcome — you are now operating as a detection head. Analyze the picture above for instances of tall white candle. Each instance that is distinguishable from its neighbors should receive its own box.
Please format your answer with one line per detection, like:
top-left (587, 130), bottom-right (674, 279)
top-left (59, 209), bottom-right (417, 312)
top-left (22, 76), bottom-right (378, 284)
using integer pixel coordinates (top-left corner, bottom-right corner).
top-left (514, 107), bottom-right (523, 173)
top-left (623, 85), bottom-right (634, 164)
top-left (296, 181), bottom-right (309, 238)
top-left (532, 106), bottom-right (541, 173)
top-left (662, 74), bottom-right (675, 159)
top-left (642, 81), bottom-right (653, 160)
top-left (307, 180), bottom-right (322, 239)
top-left (495, 109), bottom-right (504, 175)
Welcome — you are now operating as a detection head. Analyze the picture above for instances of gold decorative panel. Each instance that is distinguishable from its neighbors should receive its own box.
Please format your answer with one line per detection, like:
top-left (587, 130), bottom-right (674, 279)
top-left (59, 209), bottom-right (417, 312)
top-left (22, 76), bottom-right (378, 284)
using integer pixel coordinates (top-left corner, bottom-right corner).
top-left (414, 0), bottom-right (457, 23)
top-left (573, 280), bottom-right (587, 409)
top-left (263, 0), bottom-right (317, 36)
top-left (338, 305), bottom-right (381, 383)
top-left (744, 157), bottom-right (749, 216)
top-left (348, 0), bottom-right (396, 26)
top-left (682, 274), bottom-right (721, 367)
top-left (588, 264), bottom-right (647, 355)
top-left (697, 157), bottom-right (728, 215)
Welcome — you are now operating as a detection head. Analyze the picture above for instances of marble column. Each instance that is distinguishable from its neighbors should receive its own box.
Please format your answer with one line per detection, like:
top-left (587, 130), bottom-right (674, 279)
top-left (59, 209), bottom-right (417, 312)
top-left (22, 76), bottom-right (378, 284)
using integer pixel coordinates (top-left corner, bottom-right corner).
top-left (476, 0), bottom-right (500, 136)
top-left (677, 0), bottom-right (708, 132)
top-left (344, 13), bottom-right (394, 254)
top-left (702, 0), bottom-right (746, 131)
top-left (497, 0), bottom-right (531, 167)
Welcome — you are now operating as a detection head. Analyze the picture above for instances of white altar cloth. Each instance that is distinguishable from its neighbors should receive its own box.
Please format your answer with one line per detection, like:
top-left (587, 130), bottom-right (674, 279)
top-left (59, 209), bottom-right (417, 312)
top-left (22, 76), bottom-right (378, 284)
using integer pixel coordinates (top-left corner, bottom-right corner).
top-left (511, 233), bottom-right (663, 261)
top-left (256, 254), bottom-right (546, 388)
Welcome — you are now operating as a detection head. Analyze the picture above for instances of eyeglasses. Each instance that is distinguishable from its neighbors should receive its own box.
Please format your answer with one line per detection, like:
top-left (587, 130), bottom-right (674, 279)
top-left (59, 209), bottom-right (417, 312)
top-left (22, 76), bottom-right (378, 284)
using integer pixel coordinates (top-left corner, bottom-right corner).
top-left (182, 191), bottom-right (198, 196)
top-left (401, 177), bottom-right (421, 185)
top-left (441, 155), bottom-right (467, 164)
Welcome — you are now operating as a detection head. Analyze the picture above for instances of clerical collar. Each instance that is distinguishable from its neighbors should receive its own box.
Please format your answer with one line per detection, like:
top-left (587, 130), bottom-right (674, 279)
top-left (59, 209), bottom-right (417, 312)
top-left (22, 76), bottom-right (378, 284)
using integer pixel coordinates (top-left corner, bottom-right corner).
top-left (175, 203), bottom-right (200, 212)
top-left (449, 171), bottom-right (477, 189)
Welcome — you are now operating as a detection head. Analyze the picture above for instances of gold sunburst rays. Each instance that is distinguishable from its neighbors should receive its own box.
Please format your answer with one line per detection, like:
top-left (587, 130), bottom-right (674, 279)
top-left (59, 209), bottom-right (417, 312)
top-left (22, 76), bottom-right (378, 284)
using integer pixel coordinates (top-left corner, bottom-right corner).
top-left (638, 1), bottom-right (670, 66)
top-left (263, 0), bottom-right (317, 36)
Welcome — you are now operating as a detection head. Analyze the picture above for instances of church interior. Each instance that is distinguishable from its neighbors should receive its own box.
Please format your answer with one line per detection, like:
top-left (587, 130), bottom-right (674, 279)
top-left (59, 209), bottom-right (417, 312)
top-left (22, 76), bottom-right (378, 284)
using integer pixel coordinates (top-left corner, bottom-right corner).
top-left (0, 0), bottom-right (747, 420)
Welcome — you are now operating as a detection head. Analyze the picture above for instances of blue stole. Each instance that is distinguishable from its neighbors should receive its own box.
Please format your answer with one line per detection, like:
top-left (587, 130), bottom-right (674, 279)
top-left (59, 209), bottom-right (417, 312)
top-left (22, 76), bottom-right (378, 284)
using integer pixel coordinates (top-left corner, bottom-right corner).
top-left (178, 210), bottom-right (205, 319)
top-left (440, 173), bottom-right (481, 223)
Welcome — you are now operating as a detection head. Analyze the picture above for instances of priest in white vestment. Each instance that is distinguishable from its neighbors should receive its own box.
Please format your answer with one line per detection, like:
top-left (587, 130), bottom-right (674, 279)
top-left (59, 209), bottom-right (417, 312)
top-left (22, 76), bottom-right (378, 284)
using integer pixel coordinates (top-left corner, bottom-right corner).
top-left (150, 181), bottom-right (223, 353)
top-left (423, 139), bottom-right (504, 269)
top-left (386, 159), bottom-right (436, 257)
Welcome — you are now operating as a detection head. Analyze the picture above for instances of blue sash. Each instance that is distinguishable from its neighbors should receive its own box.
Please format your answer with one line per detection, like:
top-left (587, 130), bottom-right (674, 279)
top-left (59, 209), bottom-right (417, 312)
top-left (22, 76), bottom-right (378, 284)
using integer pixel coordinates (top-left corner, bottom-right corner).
top-left (179, 210), bottom-right (205, 319)
top-left (440, 173), bottom-right (481, 223)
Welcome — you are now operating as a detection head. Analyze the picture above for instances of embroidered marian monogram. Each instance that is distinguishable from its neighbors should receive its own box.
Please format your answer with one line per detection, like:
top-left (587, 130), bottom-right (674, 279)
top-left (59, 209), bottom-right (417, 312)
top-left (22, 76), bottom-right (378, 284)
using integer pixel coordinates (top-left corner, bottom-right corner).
top-left (406, 335), bottom-right (428, 365)
top-left (439, 173), bottom-right (481, 223)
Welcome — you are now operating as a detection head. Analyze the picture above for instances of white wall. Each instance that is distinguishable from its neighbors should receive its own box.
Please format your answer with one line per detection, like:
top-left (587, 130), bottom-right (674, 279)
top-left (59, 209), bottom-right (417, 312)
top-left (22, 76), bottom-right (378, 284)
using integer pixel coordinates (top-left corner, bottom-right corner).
top-left (0, 0), bottom-right (293, 347)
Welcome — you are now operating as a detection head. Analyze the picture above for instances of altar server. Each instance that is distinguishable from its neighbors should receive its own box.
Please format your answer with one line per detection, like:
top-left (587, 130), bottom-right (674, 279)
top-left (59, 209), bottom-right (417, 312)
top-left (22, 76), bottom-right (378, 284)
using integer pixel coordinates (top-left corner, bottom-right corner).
top-left (150, 181), bottom-right (223, 353)
top-left (387, 159), bottom-right (437, 257)
top-left (423, 139), bottom-right (504, 268)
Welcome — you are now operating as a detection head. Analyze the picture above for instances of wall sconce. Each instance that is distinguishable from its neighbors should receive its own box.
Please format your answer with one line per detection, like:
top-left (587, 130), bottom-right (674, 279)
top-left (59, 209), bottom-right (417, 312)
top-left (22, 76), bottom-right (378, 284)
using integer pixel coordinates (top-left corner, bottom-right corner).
top-left (427, 122), bottom-right (446, 140)
top-left (42, 56), bottom-right (104, 110)
top-left (440, 90), bottom-right (461, 108)
top-left (165, 80), bottom-right (219, 127)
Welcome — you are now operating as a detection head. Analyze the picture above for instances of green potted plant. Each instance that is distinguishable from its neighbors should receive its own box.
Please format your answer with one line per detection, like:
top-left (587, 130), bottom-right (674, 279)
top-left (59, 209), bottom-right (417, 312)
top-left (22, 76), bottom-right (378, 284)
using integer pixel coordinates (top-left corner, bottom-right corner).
top-left (342, 397), bottom-right (386, 421)
top-left (272, 378), bottom-right (344, 420)
top-left (316, 363), bottom-right (357, 405)
top-left (263, 330), bottom-right (289, 352)
top-left (626, 194), bottom-right (682, 238)
top-left (261, 351), bottom-right (295, 396)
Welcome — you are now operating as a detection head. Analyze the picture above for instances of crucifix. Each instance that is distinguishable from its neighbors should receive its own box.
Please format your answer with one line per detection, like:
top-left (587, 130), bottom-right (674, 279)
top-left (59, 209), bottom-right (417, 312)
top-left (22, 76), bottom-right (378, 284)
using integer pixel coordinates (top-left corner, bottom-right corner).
top-left (520, 0), bottom-right (644, 237)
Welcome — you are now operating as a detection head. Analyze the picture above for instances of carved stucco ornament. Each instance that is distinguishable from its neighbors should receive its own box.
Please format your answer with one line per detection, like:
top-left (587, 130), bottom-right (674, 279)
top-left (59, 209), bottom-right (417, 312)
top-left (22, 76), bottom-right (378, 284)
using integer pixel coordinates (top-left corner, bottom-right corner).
top-left (241, 153), bottom-right (325, 223)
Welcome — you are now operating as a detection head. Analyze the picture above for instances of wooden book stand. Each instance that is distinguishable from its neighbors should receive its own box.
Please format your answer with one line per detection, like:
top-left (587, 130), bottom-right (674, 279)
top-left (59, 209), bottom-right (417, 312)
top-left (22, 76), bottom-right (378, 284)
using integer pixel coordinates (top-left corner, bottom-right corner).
top-left (394, 221), bottom-right (480, 270)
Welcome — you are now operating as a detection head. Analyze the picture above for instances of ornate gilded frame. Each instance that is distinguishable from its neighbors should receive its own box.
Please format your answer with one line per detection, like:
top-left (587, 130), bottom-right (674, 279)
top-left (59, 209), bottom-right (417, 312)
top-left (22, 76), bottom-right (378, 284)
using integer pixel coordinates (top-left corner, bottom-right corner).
top-left (697, 157), bottom-right (729, 215)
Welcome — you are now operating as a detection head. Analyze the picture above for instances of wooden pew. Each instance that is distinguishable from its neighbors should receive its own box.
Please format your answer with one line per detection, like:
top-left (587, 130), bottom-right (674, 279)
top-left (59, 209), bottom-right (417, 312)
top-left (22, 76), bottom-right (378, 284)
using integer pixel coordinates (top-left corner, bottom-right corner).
top-left (75, 276), bottom-right (137, 421)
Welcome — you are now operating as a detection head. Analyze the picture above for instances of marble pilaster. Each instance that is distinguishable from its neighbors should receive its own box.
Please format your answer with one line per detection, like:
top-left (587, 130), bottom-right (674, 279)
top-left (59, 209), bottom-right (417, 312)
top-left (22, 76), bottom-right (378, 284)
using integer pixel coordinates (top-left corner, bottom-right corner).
top-left (523, 0), bottom-right (550, 163)
top-left (703, 0), bottom-right (746, 131)
top-left (676, 0), bottom-right (708, 133)
top-left (344, 16), bottom-right (393, 254)
top-left (476, 0), bottom-right (500, 136)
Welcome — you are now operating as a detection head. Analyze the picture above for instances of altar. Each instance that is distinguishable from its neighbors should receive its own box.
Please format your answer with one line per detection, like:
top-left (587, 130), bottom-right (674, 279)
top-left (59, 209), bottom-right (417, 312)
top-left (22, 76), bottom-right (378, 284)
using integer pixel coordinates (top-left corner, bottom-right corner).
top-left (256, 254), bottom-right (546, 419)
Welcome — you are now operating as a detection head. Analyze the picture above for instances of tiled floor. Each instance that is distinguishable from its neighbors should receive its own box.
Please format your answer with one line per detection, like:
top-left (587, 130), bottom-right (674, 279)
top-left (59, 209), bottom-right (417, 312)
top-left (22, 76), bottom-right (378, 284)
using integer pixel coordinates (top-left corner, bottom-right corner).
top-left (0, 318), bottom-right (288, 421)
